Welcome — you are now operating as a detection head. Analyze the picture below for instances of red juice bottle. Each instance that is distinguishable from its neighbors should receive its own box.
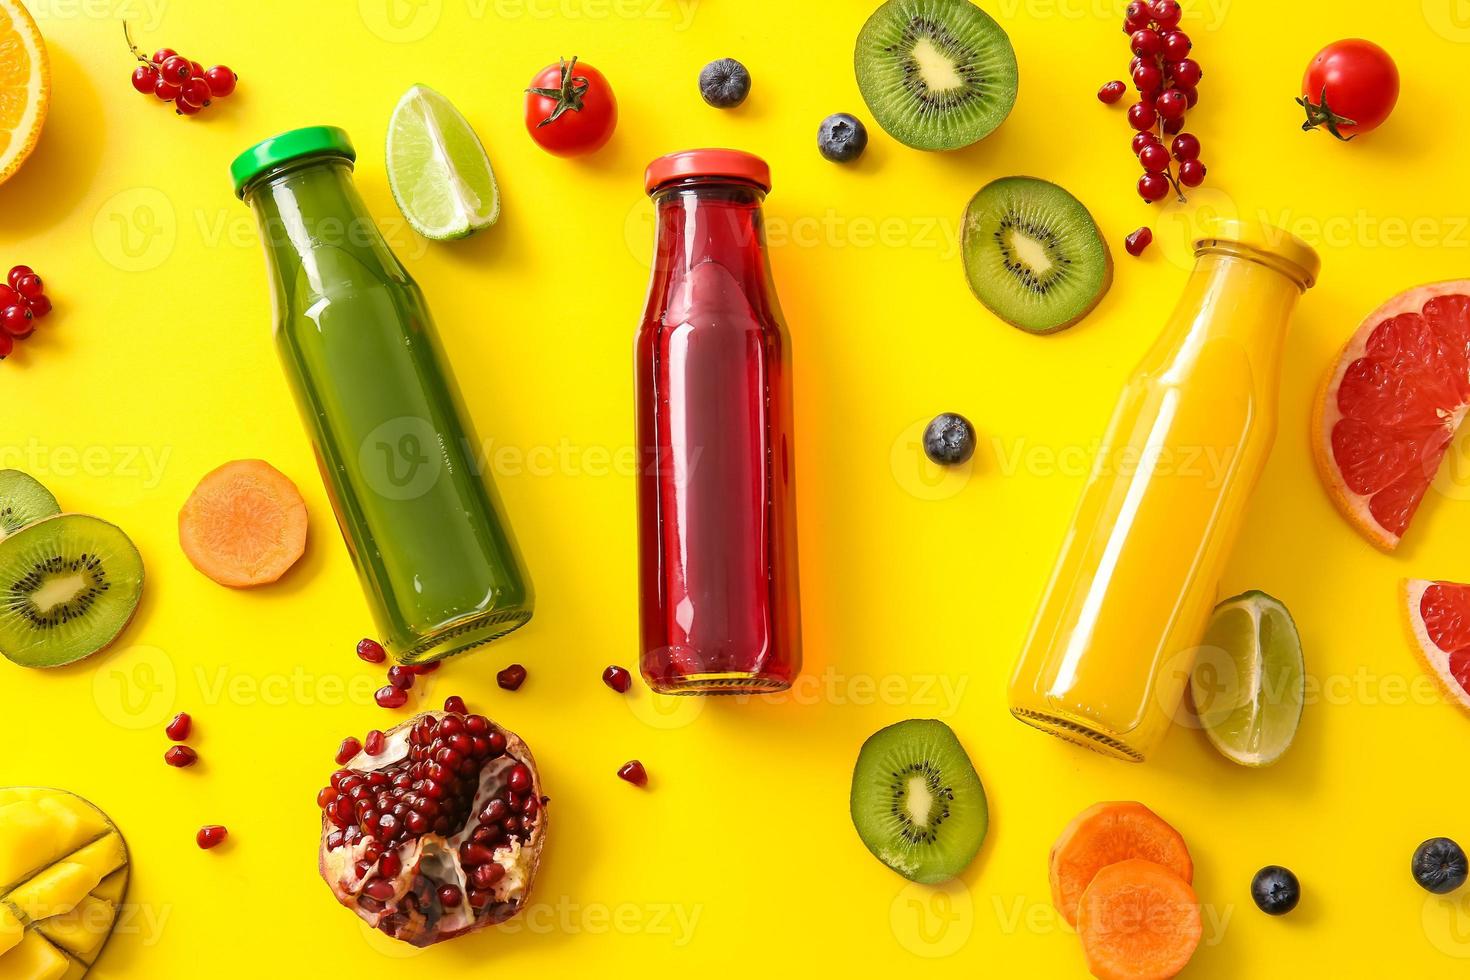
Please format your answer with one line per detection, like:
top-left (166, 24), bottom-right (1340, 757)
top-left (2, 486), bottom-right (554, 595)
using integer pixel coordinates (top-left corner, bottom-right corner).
top-left (635, 150), bottom-right (801, 695)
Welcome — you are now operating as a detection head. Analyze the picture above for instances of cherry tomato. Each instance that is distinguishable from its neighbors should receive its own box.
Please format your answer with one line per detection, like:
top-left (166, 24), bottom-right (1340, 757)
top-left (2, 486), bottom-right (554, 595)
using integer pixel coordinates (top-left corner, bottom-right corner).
top-left (1298, 39), bottom-right (1398, 140)
top-left (524, 57), bottom-right (617, 157)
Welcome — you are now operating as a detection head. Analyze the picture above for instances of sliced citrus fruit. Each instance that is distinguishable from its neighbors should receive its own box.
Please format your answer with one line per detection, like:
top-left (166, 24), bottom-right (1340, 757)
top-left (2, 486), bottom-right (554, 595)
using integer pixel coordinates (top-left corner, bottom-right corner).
top-left (386, 84), bottom-right (500, 240)
top-left (1313, 281), bottom-right (1470, 550)
top-left (1404, 579), bottom-right (1470, 713)
top-left (0, 0), bottom-right (49, 188)
top-left (1189, 590), bottom-right (1304, 766)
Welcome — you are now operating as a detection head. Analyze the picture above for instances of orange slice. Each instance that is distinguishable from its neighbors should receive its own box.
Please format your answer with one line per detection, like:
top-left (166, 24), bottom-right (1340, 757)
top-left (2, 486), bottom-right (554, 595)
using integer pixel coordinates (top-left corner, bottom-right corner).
top-left (1404, 579), bottom-right (1470, 714)
top-left (0, 0), bottom-right (49, 187)
top-left (1313, 282), bottom-right (1470, 550)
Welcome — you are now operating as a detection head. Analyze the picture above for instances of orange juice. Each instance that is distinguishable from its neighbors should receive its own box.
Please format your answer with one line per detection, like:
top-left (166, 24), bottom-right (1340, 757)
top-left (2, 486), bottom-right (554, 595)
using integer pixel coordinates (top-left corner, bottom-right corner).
top-left (1008, 221), bottom-right (1319, 762)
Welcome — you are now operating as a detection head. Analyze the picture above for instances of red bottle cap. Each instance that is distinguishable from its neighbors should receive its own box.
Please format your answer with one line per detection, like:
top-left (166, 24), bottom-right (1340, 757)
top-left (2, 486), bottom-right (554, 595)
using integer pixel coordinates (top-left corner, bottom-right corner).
top-left (644, 149), bottom-right (771, 195)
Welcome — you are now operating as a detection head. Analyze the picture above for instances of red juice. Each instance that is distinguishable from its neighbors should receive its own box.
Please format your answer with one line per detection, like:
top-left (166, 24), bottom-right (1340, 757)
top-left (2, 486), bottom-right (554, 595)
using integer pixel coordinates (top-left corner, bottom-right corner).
top-left (634, 150), bottom-right (801, 695)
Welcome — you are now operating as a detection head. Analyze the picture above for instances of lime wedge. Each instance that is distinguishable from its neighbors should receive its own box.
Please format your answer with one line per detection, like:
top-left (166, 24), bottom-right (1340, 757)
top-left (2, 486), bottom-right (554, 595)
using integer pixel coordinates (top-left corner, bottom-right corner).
top-left (1189, 590), bottom-right (1304, 767)
top-left (387, 84), bottom-right (500, 240)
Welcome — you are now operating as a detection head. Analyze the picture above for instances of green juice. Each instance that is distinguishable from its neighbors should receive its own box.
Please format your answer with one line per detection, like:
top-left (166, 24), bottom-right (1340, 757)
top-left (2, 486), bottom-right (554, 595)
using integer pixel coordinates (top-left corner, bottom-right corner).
top-left (234, 128), bottom-right (532, 663)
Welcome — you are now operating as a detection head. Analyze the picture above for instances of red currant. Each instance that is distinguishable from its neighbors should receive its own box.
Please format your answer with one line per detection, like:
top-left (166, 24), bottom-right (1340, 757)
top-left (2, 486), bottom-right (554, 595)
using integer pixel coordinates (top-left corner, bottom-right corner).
top-left (204, 66), bottom-right (237, 98)
top-left (1098, 80), bottom-right (1127, 105)
top-left (180, 78), bottom-right (212, 109)
top-left (1132, 62), bottom-right (1163, 94)
top-left (1162, 115), bottom-right (1185, 136)
top-left (151, 47), bottom-right (176, 65)
top-left (15, 274), bottom-right (42, 300)
top-left (0, 284), bottom-right (16, 307)
top-left (1169, 58), bottom-right (1202, 88)
top-left (190, 60), bottom-right (205, 79)
top-left (1132, 131), bottom-right (1160, 155)
top-left (154, 78), bottom-right (182, 102)
top-left (7, 266), bottom-right (31, 288)
top-left (1178, 159), bottom-right (1206, 187)
top-left (1176, 84), bottom-right (1198, 109)
top-left (0, 333), bottom-right (12, 359)
top-left (1125, 227), bottom-right (1154, 257)
top-left (1170, 133), bottom-right (1201, 161)
top-left (160, 55), bottom-right (192, 84)
top-left (1127, 102), bottom-right (1157, 131)
top-left (1, 305), bottom-right (32, 338)
top-left (1151, 0), bottom-right (1182, 29)
top-left (1155, 90), bottom-right (1187, 120)
top-left (26, 295), bottom-right (51, 319)
top-left (1138, 172), bottom-right (1171, 202)
top-left (131, 65), bottom-right (159, 94)
top-left (175, 99), bottom-right (202, 117)
top-left (1130, 29), bottom-right (1162, 58)
top-left (1139, 142), bottom-right (1171, 173)
top-left (1123, 1), bottom-right (1150, 32)
top-left (1161, 30), bottom-right (1192, 62)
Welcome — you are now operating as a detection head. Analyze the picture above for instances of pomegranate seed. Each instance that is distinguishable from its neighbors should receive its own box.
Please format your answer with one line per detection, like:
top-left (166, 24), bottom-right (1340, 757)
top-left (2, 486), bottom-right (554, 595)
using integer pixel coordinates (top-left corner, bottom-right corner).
top-left (443, 695), bottom-right (468, 714)
top-left (507, 764), bottom-right (531, 795)
top-left (409, 661), bottom-right (440, 674)
top-left (468, 889), bottom-right (493, 909)
top-left (497, 664), bottom-right (527, 691)
top-left (471, 862), bottom-right (505, 889)
top-left (165, 712), bottom-right (192, 741)
top-left (164, 746), bottom-right (198, 768)
top-left (602, 665), bottom-right (632, 693)
top-left (365, 730), bottom-right (386, 755)
top-left (1125, 227), bottom-right (1154, 257)
top-left (318, 787), bottom-right (338, 809)
top-left (465, 714), bottom-right (489, 735)
top-left (438, 884), bottom-right (463, 908)
top-left (336, 737), bottom-right (362, 764)
top-left (1097, 79), bottom-right (1127, 104)
top-left (617, 760), bottom-right (649, 786)
top-left (363, 878), bottom-right (396, 901)
top-left (356, 638), bottom-right (387, 663)
top-left (375, 685), bottom-right (409, 709)
top-left (460, 843), bottom-right (496, 866)
top-left (380, 850), bottom-right (402, 877)
top-left (387, 665), bottom-right (415, 691)
top-left (196, 825), bottom-right (228, 849)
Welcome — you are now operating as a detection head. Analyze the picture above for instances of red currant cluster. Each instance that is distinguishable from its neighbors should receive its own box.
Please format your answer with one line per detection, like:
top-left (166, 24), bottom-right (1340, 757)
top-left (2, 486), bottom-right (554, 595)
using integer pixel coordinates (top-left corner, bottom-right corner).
top-left (124, 23), bottom-right (237, 117)
top-left (1097, 0), bottom-right (1207, 204)
top-left (0, 265), bottom-right (53, 360)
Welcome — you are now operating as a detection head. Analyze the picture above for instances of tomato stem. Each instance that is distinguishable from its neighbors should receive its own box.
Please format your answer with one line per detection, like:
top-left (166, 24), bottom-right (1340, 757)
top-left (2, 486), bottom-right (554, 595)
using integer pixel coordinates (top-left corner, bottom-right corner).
top-left (526, 56), bottom-right (591, 128)
top-left (1297, 87), bottom-right (1358, 142)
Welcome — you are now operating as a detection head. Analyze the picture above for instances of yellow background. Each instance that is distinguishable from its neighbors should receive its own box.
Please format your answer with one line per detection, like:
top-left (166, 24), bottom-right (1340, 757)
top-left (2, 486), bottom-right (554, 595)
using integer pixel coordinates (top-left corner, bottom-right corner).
top-left (5, 0), bottom-right (1470, 975)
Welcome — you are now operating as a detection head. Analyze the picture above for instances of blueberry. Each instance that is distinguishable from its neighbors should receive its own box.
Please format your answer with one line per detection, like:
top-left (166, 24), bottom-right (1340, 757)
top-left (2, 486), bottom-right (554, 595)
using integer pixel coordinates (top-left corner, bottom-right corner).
top-left (818, 113), bottom-right (869, 163)
top-left (1250, 866), bottom-right (1300, 915)
top-left (923, 413), bottom-right (976, 466)
top-left (699, 59), bottom-right (750, 109)
top-left (1413, 838), bottom-right (1469, 895)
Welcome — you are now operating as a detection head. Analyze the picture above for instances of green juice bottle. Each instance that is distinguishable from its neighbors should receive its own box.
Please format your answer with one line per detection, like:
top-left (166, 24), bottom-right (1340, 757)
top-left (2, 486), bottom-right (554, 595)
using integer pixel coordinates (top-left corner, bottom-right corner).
top-left (230, 126), bottom-right (533, 664)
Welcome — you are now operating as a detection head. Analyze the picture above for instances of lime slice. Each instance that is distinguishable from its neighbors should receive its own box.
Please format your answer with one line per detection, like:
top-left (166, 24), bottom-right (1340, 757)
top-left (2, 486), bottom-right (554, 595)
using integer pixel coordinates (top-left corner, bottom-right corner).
top-left (1189, 590), bottom-right (1304, 767)
top-left (387, 84), bottom-right (500, 240)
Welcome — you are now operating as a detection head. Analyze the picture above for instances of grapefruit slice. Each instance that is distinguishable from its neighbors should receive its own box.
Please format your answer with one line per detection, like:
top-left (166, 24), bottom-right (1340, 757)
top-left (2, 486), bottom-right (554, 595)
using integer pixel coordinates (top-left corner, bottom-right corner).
top-left (0, 0), bottom-right (49, 187)
top-left (1314, 282), bottom-right (1470, 550)
top-left (1404, 579), bottom-right (1470, 713)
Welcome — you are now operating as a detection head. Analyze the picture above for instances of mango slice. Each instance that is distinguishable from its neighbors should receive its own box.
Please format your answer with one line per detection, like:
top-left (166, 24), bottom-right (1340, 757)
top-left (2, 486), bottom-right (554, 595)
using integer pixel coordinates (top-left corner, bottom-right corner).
top-left (0, 788), bottom-right (129, 980)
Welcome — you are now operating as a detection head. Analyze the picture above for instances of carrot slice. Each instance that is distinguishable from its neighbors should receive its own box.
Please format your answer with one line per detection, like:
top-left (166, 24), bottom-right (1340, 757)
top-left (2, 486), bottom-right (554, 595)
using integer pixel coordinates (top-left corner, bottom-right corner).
top-left (1050, 802), bottom-right (1192, 927)
top-left (1077, 859), bottom-right (1201, 980)
top-left (179, 460), bottom-right (308, 588)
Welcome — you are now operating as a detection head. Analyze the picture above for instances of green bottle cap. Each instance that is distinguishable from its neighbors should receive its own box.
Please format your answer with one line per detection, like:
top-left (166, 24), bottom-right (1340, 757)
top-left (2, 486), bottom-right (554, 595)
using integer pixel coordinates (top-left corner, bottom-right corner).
top-left (230, 126), bottom-right (356, 199)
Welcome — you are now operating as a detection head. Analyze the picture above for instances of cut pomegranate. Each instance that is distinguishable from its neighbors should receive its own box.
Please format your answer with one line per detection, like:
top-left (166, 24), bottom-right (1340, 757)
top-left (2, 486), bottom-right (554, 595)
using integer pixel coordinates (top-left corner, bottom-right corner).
top-left (617, 760), bottom-right (648, 786)
top-left (165, 746), bottom-right (198, 768)
top-left (602, 665), bottom-right (632, 693)
top-left (165, 712), bottom-right (192, 741)
top-left (497, 664), bottom-right (527, 691)
top-left (197, 825), bottom-right (228, 849)
top-left (317, 710), bottom-right (547, 946)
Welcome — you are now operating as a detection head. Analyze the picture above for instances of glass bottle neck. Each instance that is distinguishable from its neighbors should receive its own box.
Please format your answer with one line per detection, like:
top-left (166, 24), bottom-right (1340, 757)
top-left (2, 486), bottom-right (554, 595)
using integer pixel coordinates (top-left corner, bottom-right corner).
top-left (243, 157), bottom-right (399, 277)
top-left (646, 181), bottom-right (777, 322)
top-left (1161, 246), bottom-right (1306, 361)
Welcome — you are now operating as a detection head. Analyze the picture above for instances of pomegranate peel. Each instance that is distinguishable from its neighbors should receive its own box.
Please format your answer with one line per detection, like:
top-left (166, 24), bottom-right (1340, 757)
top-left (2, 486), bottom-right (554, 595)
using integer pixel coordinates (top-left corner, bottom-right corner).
top-left (317, 709), bottom-right (546, 946)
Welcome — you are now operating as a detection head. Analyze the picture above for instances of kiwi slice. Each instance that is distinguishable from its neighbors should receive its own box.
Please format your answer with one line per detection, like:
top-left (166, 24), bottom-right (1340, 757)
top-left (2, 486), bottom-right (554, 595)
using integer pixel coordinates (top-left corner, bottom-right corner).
top-left (855, 0), bottom-right (1019, 151)
top-left (850, 719), bottom-right (988, 884)
top-left (961, 176), bottom-right (1113, 334)
top-left (0, 470), bottom-right (60, 540)
top-left (0, 514), bottom-right (145, 668)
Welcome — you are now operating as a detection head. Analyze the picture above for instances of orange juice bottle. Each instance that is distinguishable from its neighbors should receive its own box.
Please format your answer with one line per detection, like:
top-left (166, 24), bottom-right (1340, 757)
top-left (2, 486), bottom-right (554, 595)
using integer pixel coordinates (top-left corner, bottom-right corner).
top-left (1008, 220), bottom-right (1319, 762)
